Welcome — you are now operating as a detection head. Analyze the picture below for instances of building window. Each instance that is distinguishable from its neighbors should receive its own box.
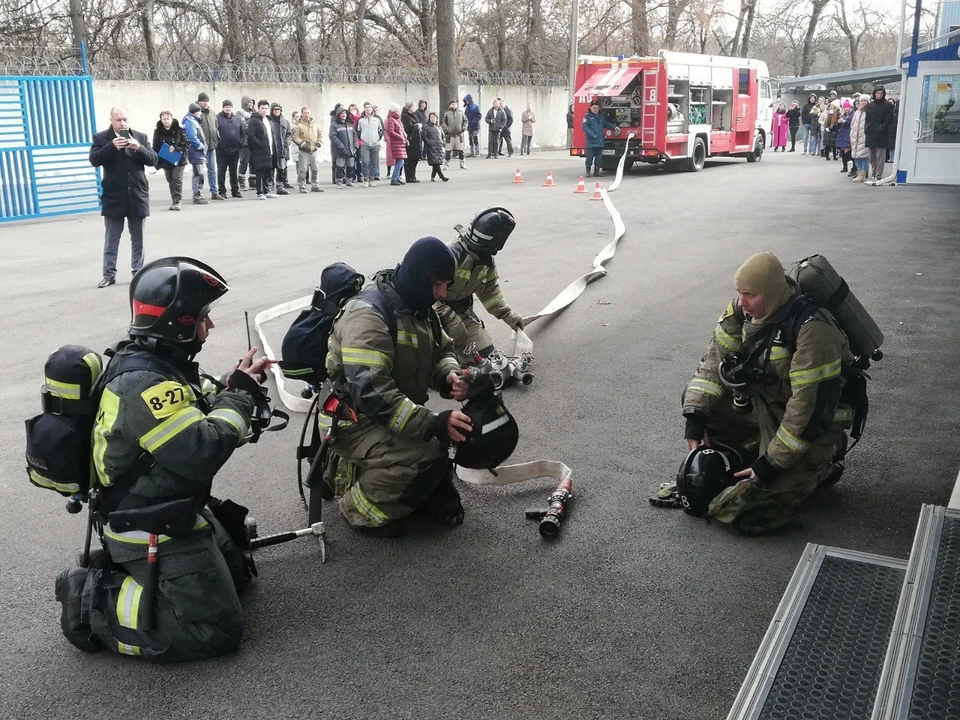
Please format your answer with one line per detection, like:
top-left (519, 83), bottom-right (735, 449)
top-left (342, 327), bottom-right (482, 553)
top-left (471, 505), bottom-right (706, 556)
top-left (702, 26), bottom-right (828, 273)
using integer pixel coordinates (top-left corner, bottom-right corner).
top-left (738, 68), bottom-right (751, 94)
top-left (919, 75), bottom-right (960, 144)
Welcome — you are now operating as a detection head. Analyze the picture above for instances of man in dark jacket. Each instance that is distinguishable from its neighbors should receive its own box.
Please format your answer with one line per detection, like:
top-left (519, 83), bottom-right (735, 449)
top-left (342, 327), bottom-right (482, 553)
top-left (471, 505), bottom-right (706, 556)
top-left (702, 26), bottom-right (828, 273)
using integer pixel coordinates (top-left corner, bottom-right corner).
top-left (865, 85), bottom-right (895, 181)
top-left (197, 92), bottom-right (224, 200)
top-left (330, 106), bottom-right (358, 188)
top-left (236, 95), bottom-right (254, 191)
top-left (498, 100), bottom-right (514, 157)
top-left (216, 100), bottom-right (245, 198)
top-left (484, 99), bottom-right (506, 159)
top-left (88, 106), bottom-right (158, 288)
top-left (247, 100), bottom-right (277, 200)
top-left (463, 94), bottom-right (482, 157)
top-left (268, 102), bottom-right (291, 194)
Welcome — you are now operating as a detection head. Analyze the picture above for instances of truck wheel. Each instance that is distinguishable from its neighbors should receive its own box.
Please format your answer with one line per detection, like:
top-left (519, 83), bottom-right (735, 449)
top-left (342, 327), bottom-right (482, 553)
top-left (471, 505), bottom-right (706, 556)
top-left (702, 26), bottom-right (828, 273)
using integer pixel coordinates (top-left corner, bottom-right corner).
top-left (687, 138), bottom-right (706, 172)
top-left (746, 134), bottom-right (764, 163)
top-left (601, 156), bottom-right (620, 171)
top-left (624, 159), bottom-right (635, 171)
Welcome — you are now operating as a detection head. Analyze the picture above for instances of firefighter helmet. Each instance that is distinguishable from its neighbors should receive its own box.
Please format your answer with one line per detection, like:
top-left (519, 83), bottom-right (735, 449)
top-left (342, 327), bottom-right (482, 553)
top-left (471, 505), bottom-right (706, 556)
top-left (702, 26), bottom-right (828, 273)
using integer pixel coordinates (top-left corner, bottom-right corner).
top-left (129, 257), bottom-right (229, 347)
top-left (453, 383), bottom-right (519, 469)
top-left (675, 442), bottom-right (751, 516)
top-left (457, 207), bottom-right (516, 255)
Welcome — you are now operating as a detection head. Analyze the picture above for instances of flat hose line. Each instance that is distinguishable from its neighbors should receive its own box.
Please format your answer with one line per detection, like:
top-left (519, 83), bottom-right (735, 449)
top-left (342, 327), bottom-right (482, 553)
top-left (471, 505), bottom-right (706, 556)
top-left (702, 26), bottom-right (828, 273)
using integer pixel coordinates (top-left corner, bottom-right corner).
top-left (255, 135), bottom-right (633, 490)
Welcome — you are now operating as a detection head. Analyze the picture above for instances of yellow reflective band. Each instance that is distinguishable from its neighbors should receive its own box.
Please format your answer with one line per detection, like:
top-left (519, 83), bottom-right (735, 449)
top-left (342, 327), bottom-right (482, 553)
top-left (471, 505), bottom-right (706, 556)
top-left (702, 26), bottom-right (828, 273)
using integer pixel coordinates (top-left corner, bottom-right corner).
top-left (718, 301), bottom-right (736, 323)
top-left (769, 346), bottom-right (790, 361)
top-left (485, 290), bottom-right (504, 305)
top-left (282, 367), bottom-right (314, 377)
top-left (342, 347), bottom-right (393, 371)
top-left (103, 514), bottom-right (209, 544)
top-left (83, 352), bottom-right (102, 386)
top-left (834, 407), bottom-right (854, 424)
top-left (94, 388), bottom-right (121, 486)
top-left (714, 326), bottom-right (741, 352)
top-left (389, 399), bottom-right (416, 433)
top-left (208, 407), bottom-right (249, 440)
top-left (456, 269), bottom-right (472, 280)
top-left (776, 425), bottom-right (811, 453)
top-left (28, 468), bottom-right (80, 495)
top-left (349, 483), bottom-right (388, 525)
top-left (139, 406), bottom-right (204, 453)
top-left (689, 378), bottom-right (723, 397)
top-left (45, 378), bottom-right (82, 400)
top-left (396, 331), bottom-right (419, 349)
top-left (117, 575), bottom-right (143, 629)
top-left (117, 642), bottom-right (142, 656)
top-left (789, 359), bottom-right (842, 387)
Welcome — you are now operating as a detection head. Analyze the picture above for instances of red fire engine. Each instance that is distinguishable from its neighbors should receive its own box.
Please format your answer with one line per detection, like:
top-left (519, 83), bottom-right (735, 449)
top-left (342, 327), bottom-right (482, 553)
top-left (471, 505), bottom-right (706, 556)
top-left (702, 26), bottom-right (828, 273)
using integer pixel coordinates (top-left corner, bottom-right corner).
top-left (570, 51), bottom-right (776, 172)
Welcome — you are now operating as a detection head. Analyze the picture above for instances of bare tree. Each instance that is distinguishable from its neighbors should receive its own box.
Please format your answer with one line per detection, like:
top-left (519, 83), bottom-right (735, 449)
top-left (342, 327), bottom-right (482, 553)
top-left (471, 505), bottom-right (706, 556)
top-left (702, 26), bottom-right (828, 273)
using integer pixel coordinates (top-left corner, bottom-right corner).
top-left (799, 0), bottom-right (830, 74)
top-left (436, 0), bottom-right (456, 109)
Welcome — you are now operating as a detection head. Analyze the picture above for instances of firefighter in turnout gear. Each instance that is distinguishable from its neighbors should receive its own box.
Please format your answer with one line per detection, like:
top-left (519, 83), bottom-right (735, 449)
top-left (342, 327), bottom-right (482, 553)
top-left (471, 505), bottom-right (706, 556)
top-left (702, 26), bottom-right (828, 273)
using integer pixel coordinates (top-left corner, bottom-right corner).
top-left (437, 207), bottom-right (524, 364)
top-left (679, 252), bottom-right (854, 534)
top-left (324, 237), bottom-right (472, 538)
top-left (54, 257), bottom-right (273, 662)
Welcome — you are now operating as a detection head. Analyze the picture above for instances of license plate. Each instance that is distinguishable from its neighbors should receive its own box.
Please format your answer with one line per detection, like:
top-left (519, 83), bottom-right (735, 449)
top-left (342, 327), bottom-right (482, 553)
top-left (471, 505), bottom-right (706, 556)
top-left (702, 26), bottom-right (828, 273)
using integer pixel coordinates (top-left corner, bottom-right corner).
top-left (602, 149), bottom-right (616, 156)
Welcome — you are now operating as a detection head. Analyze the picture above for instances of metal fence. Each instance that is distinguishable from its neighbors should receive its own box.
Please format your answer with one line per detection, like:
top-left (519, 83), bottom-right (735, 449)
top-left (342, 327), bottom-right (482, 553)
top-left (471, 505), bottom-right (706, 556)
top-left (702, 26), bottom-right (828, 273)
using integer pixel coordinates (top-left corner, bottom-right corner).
top-left (0, 53), bottom-right (566, 86)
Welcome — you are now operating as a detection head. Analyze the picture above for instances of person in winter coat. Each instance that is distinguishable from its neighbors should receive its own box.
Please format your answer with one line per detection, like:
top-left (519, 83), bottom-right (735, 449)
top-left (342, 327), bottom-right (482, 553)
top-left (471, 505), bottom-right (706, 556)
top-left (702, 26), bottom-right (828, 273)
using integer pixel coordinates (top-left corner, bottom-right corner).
top-left (463, 94), bottom-right (482, 157)
top-left (329, 106), bottom-right (359, 188)
top-left (386, 103), bottom-right (408, 185)
top-left (216, 100), bottom-right (245, 198)
top-left (236, 95), bottom-right (254, 190)
top-left (401, 101), bottom-right (423, 183)
top-left (196, 92), bottom-right (223, 200)
top-left (498, 101), bottom-right (514, 157)
top-left (865, 85), bottom-right (895, 180)
top-left (347, 104), bottom-right (363, 181)
top-left (835, 102), bottom-right (854, 175)
top-left (423, 112), bottom-right (448, 182)
top-left (800, 93), bottom-right (817, 153)
top-left (520, 104), bottom-right (536, 155)
top-left (807, 99), bottom-right (823, 157)
top-left (484, 99), bottom-right (506, 159)
top-left (821, 103), bottom-right (840, 160)
top-left (152, 110), bottom-right (188, 211)
top-left (886, 97), bottom-right (899, 164)
top-left (293, 107), bottom-right (324, 193)
top-left (247, 100), bottom-right (277, 199)
top-left (356, 102), bottom-right (384, 187)
top-left (849, 95), bottom-right (870, 182)
top-left (89, 106), bottom-right (158, 288)
top-left (581, 100), bottom-right (616, 177)
top-left (771, 103), bottom-right (788, 151)
top-left (182, 103), bottom-right (209, 204)
top-left (785, 101), bottom-right (802, 152)
top-left (268, 103), bottom-right (292, 193)
top-left (415, 100), bottom-right (428, 125)
top-left (441, 99), bottom-right (467, 170)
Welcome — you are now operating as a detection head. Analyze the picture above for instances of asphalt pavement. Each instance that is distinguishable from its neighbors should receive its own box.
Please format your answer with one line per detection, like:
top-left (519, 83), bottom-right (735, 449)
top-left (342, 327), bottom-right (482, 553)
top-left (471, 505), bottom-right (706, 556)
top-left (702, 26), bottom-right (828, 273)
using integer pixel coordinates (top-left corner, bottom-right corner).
top-left (2, 149), bottom-right (959, 720)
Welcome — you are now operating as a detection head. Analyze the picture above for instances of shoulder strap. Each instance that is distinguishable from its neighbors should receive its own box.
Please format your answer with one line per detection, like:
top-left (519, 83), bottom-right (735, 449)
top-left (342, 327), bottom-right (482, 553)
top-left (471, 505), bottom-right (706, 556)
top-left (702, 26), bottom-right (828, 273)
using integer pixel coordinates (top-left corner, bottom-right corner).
top-left (354, 288), bottom-right (398, 345)
top-left (782, 294), bottom-right (823, 355)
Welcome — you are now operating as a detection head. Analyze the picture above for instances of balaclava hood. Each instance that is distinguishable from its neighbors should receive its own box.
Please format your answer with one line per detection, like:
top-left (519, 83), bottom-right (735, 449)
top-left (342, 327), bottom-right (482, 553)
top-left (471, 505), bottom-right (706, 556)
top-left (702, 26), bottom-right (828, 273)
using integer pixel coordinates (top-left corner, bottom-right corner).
top-left (394, 236), bottom-right (456, 312)
top-left (734, 252), bottom-right (794, 324)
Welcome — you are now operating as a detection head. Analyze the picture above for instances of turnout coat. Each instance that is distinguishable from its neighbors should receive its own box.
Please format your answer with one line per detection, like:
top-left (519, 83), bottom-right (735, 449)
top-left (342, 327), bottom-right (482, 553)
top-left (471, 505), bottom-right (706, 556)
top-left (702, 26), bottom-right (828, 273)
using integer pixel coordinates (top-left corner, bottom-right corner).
top-left (89, 127), bottom-right (157, 218)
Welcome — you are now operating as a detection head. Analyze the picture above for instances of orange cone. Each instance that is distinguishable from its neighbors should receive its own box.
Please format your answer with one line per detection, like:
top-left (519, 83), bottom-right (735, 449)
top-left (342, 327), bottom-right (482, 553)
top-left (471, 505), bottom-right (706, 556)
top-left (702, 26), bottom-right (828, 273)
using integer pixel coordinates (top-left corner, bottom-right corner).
top-left (513, 168), bottom-right (523, 184)
top-left (542, 171), bottom-right (557, 187)
top-left (574, 176), bottom-right (586, 193)
top-left (590, 182), bottom-right (603, 200)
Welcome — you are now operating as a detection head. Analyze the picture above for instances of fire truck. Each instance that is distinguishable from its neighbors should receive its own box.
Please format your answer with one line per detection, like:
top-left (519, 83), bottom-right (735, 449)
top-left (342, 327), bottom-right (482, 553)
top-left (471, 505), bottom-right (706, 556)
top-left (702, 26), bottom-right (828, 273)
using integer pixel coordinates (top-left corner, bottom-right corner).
top-left (570, 51), bottom-right (776, 172)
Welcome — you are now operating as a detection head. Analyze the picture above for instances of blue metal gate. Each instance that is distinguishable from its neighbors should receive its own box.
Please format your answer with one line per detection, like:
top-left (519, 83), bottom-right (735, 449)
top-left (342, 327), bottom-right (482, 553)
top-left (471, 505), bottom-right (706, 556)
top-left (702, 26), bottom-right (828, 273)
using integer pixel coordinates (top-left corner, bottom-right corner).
top-left (0, 74), bottom-right (100, 222)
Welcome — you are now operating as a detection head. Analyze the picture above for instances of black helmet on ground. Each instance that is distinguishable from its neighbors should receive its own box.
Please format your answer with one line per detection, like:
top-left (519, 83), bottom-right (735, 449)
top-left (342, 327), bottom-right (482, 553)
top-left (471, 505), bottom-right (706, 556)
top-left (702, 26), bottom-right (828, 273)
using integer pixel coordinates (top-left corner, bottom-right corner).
top-left (456, 207), bottom-right (516, 255)
top-left (453, 381), bottom-right (519, 469)
top-left (676, 442), bottom-right (751, 516)
top-left (129, 256), bottom-right (229, 351)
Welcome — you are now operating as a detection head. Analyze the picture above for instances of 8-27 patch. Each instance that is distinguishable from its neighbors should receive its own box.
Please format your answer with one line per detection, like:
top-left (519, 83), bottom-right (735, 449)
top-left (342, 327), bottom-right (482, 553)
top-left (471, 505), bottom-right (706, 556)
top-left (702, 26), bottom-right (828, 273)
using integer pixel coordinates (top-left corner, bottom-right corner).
top-left (141, 381), bottom-right (194, 419)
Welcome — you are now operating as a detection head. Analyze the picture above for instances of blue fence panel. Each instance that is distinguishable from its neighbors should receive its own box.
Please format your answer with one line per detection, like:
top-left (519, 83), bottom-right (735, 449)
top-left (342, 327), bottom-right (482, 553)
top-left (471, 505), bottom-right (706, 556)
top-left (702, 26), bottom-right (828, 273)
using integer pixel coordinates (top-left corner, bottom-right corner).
top-left (0, 74), bottom-right (100, 223)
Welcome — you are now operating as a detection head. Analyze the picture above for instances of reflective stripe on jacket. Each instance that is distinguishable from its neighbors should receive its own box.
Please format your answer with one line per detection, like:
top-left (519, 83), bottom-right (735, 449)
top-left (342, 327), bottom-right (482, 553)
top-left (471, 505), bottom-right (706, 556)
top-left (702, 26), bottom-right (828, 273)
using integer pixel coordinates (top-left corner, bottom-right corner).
top-left (436, 239), bottom-right (521, 329)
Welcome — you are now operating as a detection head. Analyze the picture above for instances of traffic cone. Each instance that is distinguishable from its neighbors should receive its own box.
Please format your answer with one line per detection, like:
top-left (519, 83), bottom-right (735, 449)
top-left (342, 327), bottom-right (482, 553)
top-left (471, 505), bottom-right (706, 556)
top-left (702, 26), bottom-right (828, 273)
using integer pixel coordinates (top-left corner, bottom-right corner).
top-left (513, 168), bottom-right (523, 184)
top-left (542, 171), bottom-right (556, 187)
top-left (574, 176), bottom-right (586, 193)
top-left (590, 182), bottom-right (603, 200)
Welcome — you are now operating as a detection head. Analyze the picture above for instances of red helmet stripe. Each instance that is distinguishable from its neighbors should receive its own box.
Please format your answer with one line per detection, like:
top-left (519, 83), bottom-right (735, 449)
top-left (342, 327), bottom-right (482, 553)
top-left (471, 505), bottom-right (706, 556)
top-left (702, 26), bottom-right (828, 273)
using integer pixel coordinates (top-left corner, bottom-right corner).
top-left (133, 300), bottom-right (166, 318)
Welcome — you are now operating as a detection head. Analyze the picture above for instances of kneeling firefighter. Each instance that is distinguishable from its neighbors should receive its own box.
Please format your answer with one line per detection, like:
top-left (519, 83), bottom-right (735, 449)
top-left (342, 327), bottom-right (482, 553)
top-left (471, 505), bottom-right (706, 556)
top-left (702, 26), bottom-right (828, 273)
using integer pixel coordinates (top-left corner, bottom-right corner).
top-left (323, 237), bottom-right (482, 538)
top-left (54, 257), bottom-right (273, 661)
top-left (437, 207), bottom-right (524, 364)
top-left (668, 252), bottom-right (860, 535)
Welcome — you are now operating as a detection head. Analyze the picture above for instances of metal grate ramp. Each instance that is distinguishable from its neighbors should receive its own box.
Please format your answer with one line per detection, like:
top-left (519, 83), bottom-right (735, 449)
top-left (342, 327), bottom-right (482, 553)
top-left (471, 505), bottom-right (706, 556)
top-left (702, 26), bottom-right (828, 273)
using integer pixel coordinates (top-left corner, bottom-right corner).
top-left (727, 544), bottom-right (906, 720)
top-left (872, 505), bottom-right (960, 720)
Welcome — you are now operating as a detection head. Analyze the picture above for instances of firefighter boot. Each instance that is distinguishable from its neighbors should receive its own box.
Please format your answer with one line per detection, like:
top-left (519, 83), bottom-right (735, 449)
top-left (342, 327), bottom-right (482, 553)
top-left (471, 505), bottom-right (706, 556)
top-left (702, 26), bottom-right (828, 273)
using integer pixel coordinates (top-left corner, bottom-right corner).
top-left (55, 567), bottom-right (101, 652)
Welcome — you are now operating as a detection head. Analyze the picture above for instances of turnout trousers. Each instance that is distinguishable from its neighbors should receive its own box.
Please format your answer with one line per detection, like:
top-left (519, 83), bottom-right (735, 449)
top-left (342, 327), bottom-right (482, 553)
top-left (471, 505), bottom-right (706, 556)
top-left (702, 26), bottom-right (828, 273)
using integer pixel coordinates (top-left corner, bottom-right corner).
top-left (84, 509), bottom-right (248, 662)
top-left (326, 420), bottom-right (448, 528)
top-left (704, 395), bottom-right (848, 535)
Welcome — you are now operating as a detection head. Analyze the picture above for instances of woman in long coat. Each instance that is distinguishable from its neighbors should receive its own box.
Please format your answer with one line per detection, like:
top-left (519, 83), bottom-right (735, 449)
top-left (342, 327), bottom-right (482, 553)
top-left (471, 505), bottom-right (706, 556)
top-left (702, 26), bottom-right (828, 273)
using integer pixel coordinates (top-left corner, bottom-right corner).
top-left (385, 103), bottom-right (408, 185)
top-left (770, 103), bottom-right (788, 151)
top-left (520, 104), bottom-right (536, 155)
top-left (848, 96), bottom-right (870, 182)
top-left (401, 101), bottom-right (423, 183)
top-left (423, 112), bottom-right (448, 182)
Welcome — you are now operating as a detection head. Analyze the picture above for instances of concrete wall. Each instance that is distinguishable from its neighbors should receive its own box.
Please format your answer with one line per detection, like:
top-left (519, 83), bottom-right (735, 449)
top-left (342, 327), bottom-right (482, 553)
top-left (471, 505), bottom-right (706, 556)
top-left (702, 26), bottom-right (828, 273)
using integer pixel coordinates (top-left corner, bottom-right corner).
top-left (92, 80), bottom-right (571, 149)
